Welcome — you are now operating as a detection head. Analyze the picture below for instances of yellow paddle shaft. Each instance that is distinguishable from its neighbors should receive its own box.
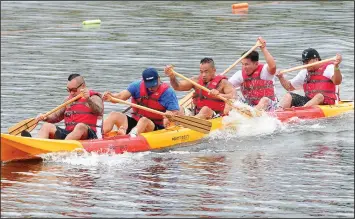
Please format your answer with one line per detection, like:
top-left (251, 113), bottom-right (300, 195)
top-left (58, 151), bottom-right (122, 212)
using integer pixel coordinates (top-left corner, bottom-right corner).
top-left (172, 70), bottom-right (232, 104)
top-left (43, 93), bottom-right (84, 117)
top-left (107, 96), bottom-right (166, 117)
top-left (279, 57), bottom-right (336, 74)
top-left (220, 40), bottom-right (262, 75)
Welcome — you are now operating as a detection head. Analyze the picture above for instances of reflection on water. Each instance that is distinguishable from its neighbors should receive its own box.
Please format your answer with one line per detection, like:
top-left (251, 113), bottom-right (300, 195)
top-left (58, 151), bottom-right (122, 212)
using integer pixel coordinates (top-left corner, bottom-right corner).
top-left (1, 1), bottom-right (354, 218)
top-left (1, 159), bottom-right (44, 189)
top-left (180, 155), bottom-right (229, 217)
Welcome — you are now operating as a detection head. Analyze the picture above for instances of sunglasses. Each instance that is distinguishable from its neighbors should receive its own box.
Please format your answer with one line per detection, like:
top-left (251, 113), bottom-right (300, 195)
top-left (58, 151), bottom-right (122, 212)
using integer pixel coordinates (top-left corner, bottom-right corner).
top-left (67, 82), bottom-right (83, 93)
top-left (303, 60), bottom-right (310, 64)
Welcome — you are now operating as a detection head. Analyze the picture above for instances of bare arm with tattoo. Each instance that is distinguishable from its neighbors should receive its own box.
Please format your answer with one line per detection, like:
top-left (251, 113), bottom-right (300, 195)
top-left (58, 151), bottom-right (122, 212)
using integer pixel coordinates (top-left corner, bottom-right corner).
top-left (170, 75), bottom-right (195, 91)
top-left (44, 107), bottom-right (65, 123)
top-left (36, 96), bottom-right (67, 123)
top-left (87, 94), bottom-right (104, 115)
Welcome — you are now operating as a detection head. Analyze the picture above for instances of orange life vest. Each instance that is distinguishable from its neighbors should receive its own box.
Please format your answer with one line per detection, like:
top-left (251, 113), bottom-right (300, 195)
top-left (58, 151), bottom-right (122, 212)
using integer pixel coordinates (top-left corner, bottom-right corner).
top-left (303, 62), bottom-right (338, 105)
top-left (64, 90), bottom-right (103, 133)
top-left (131, 81), bottom-right (169, 126)
top-left (241, 64), bottom-right (276, 106)
top-left (192, 75), bottom-right (227, 115)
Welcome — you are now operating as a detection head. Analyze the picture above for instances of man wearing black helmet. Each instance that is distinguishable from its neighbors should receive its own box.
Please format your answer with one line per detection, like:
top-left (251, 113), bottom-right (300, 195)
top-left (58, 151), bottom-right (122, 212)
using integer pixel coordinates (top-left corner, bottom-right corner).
top-left (276, 48), bottom-right (342, 108)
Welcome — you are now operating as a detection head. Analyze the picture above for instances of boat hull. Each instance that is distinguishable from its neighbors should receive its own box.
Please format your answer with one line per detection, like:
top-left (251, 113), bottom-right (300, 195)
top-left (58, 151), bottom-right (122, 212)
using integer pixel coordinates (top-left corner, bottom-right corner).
top-left (1, 101), bottom-right (353, 163)
top-left (270, 101), bottom-right (353, 122)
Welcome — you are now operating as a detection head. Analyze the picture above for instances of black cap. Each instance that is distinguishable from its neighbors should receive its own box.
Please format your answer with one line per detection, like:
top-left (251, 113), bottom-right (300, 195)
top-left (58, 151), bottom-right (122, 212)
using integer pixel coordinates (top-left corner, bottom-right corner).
top-left (302, 48), bottom-right (321, 62)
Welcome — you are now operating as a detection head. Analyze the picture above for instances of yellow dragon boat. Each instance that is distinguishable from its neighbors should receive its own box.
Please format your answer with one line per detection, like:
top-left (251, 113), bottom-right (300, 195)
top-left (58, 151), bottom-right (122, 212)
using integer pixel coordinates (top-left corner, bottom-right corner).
top-left (1, 101), bottom-right (353, 163)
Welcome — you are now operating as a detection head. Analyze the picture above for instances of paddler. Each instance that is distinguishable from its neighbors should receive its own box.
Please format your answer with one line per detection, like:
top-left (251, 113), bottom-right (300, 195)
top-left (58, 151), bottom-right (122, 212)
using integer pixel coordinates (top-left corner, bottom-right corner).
top-left (102, 67), bottom-right (180, 137)
top-left (276, 48), bottom-right (343, 108)
top-left (228, 36), bottom-right (278, 111)
top-left (21, 74), bottom-right (104, 140)
top-left (164, 57), bottom-right (235, 119)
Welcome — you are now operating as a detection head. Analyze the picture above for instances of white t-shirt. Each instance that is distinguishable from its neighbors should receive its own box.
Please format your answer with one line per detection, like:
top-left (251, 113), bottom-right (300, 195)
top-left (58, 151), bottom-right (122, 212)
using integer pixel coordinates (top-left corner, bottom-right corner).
top-left (228, 63), bottom-right (277, 95)
top-left (290, 64), bottom-right (335, 89)
top-left (290, 64), bottom-right (339, 101)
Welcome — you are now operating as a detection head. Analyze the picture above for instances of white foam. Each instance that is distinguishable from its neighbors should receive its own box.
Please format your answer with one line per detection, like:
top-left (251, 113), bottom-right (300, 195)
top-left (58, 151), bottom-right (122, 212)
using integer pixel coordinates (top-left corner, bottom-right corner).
top-left (307, 123), bottom-right (326, 129)
top-left (209, 102), bottom-right (284, 140)
top-left (167, 150), bottom-right (193, 155)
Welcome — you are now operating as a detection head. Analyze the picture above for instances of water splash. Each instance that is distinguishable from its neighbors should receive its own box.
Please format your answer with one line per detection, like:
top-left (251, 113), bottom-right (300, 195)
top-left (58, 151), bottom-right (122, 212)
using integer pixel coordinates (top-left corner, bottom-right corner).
top-left (209, 106), bottom-right (284, 140)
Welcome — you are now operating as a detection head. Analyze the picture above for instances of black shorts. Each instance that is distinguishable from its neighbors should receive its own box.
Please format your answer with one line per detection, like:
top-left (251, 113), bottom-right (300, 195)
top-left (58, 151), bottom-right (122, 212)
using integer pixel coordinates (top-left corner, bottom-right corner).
top-left (54, 126), bottom-right (98, 140)
top-left (126, 115), bottom-right (164, 134)
top-left (126, 115), bottom-right (138, 134)
top-left (290, 92), bottom-right (311, 107)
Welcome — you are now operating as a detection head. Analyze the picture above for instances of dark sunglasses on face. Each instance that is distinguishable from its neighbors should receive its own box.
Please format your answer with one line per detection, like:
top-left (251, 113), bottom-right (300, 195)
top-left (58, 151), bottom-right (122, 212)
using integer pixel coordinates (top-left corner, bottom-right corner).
top-left (303, 60), bottom-right (310, 64)
top-left (67, 82), bottom-right (83, 93)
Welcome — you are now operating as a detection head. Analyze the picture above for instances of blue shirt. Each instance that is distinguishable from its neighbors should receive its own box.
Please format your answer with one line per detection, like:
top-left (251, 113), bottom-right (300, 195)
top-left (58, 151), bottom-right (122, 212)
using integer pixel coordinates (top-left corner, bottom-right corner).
top-left (127, 80), bottom-right (180, 111)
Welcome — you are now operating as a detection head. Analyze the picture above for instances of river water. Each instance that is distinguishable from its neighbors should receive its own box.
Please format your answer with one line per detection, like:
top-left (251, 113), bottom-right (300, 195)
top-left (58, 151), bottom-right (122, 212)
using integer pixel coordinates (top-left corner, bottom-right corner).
top-left (1, 1), bottom-right (354, 218)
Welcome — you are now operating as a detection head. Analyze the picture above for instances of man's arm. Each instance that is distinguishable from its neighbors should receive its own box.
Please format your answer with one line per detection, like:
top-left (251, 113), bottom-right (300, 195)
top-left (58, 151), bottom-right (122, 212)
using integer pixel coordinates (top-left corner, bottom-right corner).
top-left (160, 89), bottom-right (183, 127)
top-left (40, 96), bottom-right (68, 123)
top-left (276, 74), bottom-right (296, 91)
top-left (87, 95), bottom-right (104, 115)
top-left (258, 37), bottom-right (276, 75)
top-left (164, 65), bottom-right (195, 91)
top-left (45, 107), bottom-right (65, 123)
top-left (276, 69), bottom-right (308, 92)
top-left (331, 53), bottom-right (342, 85)
top-left (218, 79), bottom-right (236, 99)
top-left (103, 89), bottom-right (132, 103)
top-left (111, 90), bottom-right (132, 101)
top-left (169, 75), bottom-right (195, 91)
top-left (161, 88), bottom-right (181, 111)
top-left (331, 67), bottom-right (342, 85)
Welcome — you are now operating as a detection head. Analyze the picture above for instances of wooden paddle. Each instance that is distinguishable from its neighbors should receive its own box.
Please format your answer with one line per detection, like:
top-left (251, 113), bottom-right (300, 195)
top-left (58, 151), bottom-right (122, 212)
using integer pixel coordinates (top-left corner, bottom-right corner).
top-left (106, 95), bottom-right (212, 134)
top-left (278, 57), bottom-right (336, 74)
top-left (220, 40), bottom-right (262, 75)
top-left (171, 69), bottom-right (261, 118)
top-left (179, 40), bottom-right (262, 108)
top-left (7, 93), bottom-right (84, 136)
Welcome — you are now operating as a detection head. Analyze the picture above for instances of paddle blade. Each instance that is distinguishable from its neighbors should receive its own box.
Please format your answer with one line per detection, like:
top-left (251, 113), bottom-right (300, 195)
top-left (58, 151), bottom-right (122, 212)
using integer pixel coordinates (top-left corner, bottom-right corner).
top-left (234, 107), bottom-right (253, 118)
top-left (170, 115), bottom-right (212, 134)
top-left (7, 118), bottom-right (38, 136)
top-left (179, 91), bottom-right (194, 108)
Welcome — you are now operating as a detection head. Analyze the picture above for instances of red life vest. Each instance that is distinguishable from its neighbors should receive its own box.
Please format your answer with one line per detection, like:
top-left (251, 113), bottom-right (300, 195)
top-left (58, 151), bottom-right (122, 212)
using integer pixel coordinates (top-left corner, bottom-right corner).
top-left (131, 81), bottom-right (169, 126)
top-left (241, 64), bottom-right (276, 106)
top-left (303, 62), bottom-right (338, 105)
top-left (64, 90), bottom-right (103, 133)
top-left (192, 75), bottom-right (227, 115)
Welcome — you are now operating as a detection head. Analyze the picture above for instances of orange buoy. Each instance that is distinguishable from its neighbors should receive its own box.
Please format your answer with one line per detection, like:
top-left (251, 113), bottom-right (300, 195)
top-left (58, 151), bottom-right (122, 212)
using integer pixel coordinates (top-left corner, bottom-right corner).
top-left (232, 9), bottom-right (248, 15)
top-left (232, 2), bottom-right (249, 10)
top-left (232, 2), bottom-right (249, 14)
